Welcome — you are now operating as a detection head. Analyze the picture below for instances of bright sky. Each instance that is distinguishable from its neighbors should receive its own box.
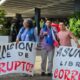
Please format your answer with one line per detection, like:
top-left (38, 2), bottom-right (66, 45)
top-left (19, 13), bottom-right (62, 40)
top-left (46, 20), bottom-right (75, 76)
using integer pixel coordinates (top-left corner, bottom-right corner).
top-left (0, 0), bottom-right (6, 5)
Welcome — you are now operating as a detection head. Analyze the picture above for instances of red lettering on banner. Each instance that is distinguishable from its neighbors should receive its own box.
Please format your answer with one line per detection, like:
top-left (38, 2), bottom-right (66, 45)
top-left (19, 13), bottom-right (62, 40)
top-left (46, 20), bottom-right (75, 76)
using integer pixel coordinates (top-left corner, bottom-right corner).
top-left (53, 69), bottom-right (80, 80)
top-left (78, 73), bottom-right (80, 80)
top-left (71, 70), bottom-right (78, 80)
top-left (59, 69), bottom-right (64, 79)
top-left (64, 70), bottom-right (70, 80)
top-left (26, 63), bottom-right (34, 72)
top-left (0, 62), bottom-right (6, 73)
top-left (0, 61), bottom-right (34, 74)
top-left (14, 61), bottom-right (21, 70)
top-left (22, 61), bottom-right (26, 71)
top-left (26, 63), bottom-right (30, 71)
top-left (29, 64), bottom-right (33, 72)
top-left (7, 62), bottom-right (13, 71)
top-left (54, 69), bottom-right (58, 78)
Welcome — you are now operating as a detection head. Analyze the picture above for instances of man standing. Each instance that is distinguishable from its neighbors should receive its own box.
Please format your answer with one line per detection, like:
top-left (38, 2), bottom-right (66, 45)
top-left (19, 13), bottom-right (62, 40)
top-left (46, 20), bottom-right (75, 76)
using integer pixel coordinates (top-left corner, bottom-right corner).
top-left (57, 22), bottom-right (79, 46)
top-left (40, 20), bottom-right (56, 76)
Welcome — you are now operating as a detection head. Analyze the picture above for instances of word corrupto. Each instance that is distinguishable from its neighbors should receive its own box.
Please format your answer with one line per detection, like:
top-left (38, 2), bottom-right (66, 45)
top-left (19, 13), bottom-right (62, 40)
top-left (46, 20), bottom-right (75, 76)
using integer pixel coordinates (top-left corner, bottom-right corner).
top-left (53, 69), bottom-right (80, 80)
top-left (0, 61), bottom-right (34, 74)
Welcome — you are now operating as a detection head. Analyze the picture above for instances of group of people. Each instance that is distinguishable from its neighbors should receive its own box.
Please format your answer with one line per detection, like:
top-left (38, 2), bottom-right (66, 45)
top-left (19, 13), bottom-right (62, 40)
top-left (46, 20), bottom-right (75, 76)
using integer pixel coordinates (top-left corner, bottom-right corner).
top-left (15, 18), bottom-right (79, 77)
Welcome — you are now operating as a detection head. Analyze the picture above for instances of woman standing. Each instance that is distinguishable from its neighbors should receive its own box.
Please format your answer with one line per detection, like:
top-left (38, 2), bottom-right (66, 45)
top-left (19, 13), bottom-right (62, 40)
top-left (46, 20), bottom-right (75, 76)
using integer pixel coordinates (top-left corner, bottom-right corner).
top-left (16, 18), bottom-right (38, 43)
top-left (16, 19), bottom-right (38, 77)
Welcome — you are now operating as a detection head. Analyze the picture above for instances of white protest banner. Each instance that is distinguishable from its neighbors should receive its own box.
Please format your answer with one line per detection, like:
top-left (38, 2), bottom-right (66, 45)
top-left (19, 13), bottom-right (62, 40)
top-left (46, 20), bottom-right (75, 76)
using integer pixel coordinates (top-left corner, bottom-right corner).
top-left (52, 46), bottom-right (80, 80)
top-left (0, 41), bottom-right (37, 76)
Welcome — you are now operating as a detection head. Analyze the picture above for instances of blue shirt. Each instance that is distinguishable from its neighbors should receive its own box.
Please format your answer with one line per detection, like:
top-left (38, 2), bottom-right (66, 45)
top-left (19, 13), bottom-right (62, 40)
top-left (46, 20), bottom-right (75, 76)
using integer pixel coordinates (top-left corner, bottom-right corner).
top-left (17, 27), bottom-right (38, 42)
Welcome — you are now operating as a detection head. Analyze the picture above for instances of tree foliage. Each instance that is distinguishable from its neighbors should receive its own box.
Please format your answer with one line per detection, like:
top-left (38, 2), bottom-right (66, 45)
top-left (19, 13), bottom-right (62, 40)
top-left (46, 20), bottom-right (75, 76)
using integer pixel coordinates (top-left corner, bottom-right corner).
top-left (0, 9), bottom-right (6, 25)
top-left (69, 12), bottom-right (80, 38)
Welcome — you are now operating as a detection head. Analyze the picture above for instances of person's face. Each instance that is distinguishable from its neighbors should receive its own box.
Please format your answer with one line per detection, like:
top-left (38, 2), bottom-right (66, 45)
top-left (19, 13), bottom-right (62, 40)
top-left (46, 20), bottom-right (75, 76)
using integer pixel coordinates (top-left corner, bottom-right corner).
top-left (46, 21), bottom-right (51, 28)
top-left (23, 21), bottom-right (29, 28)
top-left (59, 23), bottom-right (65, 30)
top-left (41, 19), bottom-right (43, 22)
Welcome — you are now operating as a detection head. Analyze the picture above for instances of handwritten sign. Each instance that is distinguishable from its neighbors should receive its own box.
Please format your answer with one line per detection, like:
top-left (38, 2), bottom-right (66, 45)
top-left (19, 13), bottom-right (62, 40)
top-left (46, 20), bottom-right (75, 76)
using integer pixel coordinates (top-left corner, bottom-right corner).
top-left (52, 46), bottom-right (80, 80)
top-left (0, 41), bottom-right (37, 76)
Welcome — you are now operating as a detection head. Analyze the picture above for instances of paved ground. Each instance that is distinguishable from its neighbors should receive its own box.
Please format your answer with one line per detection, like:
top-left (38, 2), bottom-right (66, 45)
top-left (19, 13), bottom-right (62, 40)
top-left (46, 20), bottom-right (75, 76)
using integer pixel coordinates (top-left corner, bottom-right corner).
top-left (0, 50), bottom-right (52, 80)
top-left (0, 74), bottom-right (51, 80)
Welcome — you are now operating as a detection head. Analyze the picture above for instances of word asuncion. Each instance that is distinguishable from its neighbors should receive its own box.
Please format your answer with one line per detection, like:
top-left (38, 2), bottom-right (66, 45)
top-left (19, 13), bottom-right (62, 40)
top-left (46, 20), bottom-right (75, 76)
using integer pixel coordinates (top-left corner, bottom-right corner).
top-left (56, 47), bottom-right (80, 58)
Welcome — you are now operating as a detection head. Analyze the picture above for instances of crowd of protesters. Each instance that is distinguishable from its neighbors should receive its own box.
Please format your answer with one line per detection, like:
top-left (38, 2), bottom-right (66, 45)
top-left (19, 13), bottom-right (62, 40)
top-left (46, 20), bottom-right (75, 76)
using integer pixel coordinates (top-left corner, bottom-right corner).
top-left (9, 17), bottom-right (80, 77)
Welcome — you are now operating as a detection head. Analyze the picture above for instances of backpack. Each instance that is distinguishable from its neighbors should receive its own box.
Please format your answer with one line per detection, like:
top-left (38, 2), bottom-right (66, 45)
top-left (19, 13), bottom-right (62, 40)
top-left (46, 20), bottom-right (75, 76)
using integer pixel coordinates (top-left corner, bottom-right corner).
top-left (19, 27), bottom-right (36, 41)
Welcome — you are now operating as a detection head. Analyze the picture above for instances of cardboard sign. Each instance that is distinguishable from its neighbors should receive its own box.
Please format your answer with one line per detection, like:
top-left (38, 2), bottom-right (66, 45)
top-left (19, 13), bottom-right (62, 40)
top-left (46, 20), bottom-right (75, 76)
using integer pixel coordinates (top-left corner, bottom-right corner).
top-left (53, 46), bottom-right (80, 80)
top-left (0, 41), bottom-right (37, 76)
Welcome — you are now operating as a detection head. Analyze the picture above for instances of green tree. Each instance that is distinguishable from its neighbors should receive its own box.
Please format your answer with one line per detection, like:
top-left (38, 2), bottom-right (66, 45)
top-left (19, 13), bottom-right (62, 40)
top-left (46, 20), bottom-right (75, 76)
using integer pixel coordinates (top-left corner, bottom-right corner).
top-left (69, 12), bottom-right (80, 38)
top-left (0, 9), bottom-right (10, 35)
top-left (0, 9), bottom-right (6, 25)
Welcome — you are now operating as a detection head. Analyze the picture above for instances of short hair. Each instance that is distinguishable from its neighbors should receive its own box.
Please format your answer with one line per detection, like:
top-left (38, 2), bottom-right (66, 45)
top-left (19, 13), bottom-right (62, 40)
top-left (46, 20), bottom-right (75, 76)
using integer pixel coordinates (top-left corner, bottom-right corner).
top-left (23, 18), bottom-right (33, 28)
top-left (46, 18), bottom-right (51, 22)
top-left (59, 22), bottom-right (65, 25)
